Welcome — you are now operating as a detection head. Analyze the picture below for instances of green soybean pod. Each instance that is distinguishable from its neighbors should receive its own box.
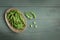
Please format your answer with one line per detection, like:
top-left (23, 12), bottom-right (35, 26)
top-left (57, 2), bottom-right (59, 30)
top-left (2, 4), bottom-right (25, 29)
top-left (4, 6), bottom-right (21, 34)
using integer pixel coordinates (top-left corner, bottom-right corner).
top-left (30, 11), bottom-right (36, 19)
top-left (17, 23), bottom-right (23, 29)
top-left (25, 12), bottom-right (33, 19)
top-left (7, 13), bottom-right (11, 19)
top-left (10, 12), bottom-right (14, 15)
top-left (30, 24), bottom-right (33, 28)
top-left (34, 25), bottom-right (37, 28)
top-left (13, 23), bottom-right (17, 28)
top-left (33, 21), bottom-right (36, 25)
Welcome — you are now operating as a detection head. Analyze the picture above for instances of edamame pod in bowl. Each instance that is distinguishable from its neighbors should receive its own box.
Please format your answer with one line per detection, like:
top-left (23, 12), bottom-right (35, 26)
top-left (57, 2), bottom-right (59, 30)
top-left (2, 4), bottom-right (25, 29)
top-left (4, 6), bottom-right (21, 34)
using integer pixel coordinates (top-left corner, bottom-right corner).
top-left (5, 8), bottom-right (26, 33)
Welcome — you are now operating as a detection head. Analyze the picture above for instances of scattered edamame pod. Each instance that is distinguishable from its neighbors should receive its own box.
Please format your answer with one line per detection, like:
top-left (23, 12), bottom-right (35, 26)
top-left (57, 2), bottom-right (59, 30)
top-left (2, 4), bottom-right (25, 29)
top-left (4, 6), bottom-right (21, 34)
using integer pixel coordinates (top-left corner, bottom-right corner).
top-left (34, 25), bottom-right (37, 28)
top-left (30, 11), bottom-right (36, 19)
top-left (30, 24), bottom-right (33, 28)
top-left (33, 21), bottom-right (36, 24)
top-left (25, 11), bottom-right (36, 19)
top-left (25, 12), bottom-right (33, 19)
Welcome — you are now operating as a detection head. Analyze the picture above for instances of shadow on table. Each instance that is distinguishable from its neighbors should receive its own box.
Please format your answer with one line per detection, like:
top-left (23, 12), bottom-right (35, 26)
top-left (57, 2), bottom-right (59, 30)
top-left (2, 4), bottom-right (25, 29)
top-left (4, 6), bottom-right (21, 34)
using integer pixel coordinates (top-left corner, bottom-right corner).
top-left (0, 32), bottom-right (22, 40)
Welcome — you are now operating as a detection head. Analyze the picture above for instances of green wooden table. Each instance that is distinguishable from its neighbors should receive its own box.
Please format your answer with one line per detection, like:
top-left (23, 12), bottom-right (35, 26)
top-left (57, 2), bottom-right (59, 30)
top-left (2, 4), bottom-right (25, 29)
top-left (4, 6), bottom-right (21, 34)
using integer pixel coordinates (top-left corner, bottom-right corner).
top-left (0, 0), bottom-right (60, 40)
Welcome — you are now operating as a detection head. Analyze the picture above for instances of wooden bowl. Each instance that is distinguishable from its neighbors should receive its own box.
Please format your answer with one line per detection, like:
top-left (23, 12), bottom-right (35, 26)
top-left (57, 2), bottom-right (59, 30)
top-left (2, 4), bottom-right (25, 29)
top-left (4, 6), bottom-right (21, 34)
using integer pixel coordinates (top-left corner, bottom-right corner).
top-left (5, 8), bottom-right (27, 33)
